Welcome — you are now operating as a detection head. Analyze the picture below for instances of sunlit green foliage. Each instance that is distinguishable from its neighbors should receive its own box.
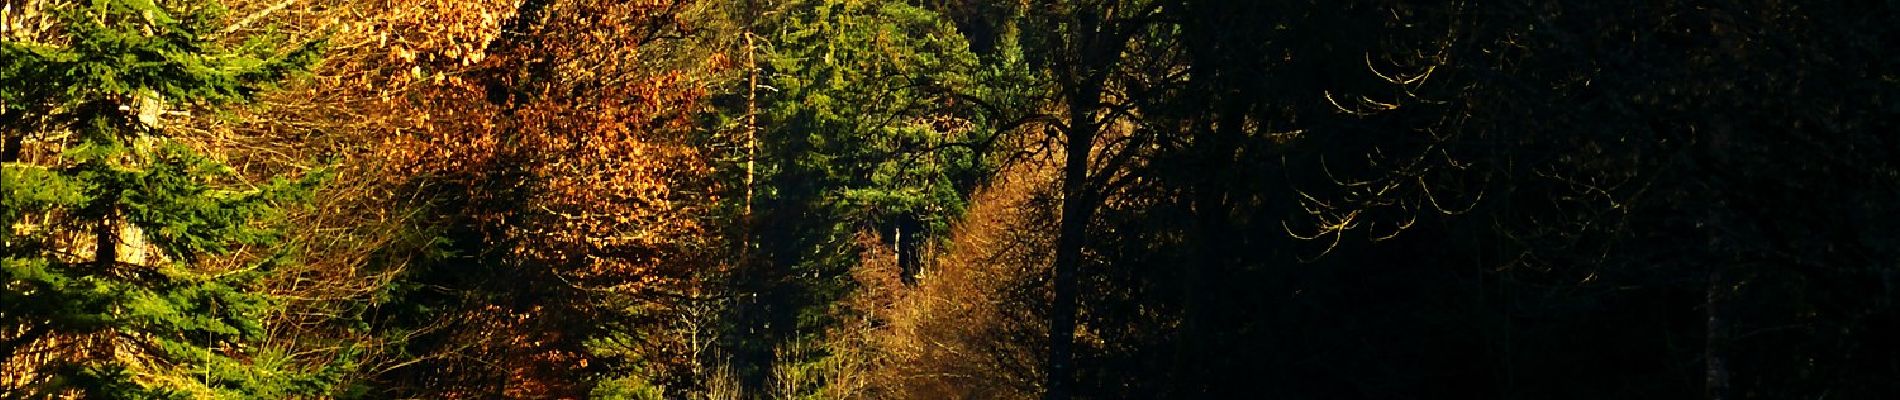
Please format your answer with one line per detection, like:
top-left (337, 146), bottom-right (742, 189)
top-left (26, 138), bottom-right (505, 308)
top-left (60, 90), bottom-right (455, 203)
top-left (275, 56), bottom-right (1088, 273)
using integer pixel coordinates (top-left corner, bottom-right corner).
top-left (711, 0), bottom-right (998, 389)
top-left (0, 0), bottom-right (333, 397)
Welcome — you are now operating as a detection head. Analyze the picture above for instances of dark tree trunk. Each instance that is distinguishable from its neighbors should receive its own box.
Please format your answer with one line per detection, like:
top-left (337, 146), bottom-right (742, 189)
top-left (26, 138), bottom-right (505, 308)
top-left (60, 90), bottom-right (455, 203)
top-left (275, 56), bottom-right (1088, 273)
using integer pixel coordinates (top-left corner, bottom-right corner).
top-left (95, 215), bottom-right (118, 269)
top-left (1045, 92), bottom-right (1101, 400)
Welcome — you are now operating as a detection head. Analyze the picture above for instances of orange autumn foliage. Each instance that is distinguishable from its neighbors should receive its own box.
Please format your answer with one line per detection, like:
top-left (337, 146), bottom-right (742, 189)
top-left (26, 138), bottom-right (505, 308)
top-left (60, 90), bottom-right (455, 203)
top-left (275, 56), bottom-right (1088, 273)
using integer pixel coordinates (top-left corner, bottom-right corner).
top-left (222, 0), bottom-right (720, 397)
top-left (383, 1), bottom-right (717, 397)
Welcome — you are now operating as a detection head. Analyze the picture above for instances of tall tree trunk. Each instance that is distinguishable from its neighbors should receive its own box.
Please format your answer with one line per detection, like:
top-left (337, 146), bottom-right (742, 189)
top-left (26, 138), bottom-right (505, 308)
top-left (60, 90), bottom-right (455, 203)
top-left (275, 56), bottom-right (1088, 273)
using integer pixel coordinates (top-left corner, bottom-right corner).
top-left (1045, 98), bottom-right (1099, 400)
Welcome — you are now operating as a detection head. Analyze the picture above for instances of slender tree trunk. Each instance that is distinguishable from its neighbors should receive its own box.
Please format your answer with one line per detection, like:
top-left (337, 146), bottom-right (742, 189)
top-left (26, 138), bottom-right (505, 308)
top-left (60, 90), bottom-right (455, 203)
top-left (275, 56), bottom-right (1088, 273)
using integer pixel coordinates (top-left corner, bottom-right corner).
top-left (744, 32), bottom-right (758, 220)
top-left (1045, 99), bottom-right (1098, 400)
top-left (95, 213), bottom-right (118, 269)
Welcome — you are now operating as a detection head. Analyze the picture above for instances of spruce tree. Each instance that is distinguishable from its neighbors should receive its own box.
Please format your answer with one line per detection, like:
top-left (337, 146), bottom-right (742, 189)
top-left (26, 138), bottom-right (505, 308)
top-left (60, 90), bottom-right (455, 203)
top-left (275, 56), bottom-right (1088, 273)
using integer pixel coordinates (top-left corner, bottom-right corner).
top-left (1, 0), bottom-right (329, 397)
top-left (710, 0), bottom-right (991, 391)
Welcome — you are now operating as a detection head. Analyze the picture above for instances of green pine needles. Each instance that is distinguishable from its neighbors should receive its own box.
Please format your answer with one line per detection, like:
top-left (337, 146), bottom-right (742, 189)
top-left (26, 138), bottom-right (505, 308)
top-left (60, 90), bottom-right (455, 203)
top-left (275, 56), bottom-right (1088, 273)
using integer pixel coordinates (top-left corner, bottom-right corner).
top-left (2, 0), bottom-right (332, 397)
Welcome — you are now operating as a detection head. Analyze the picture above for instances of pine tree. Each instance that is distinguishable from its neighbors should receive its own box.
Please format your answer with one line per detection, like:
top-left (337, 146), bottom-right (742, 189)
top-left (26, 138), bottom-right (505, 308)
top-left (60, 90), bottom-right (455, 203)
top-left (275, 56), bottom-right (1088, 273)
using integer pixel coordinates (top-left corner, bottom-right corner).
top-left (710, 0), bottom-right (993, 392)
top-left (0, 0), bottom-right (330, 397)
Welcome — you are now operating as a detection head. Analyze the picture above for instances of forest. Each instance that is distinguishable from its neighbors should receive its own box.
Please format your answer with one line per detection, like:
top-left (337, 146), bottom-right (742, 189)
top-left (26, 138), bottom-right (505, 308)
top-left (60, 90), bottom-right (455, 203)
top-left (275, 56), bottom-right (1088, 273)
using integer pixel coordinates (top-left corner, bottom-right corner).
top-left (2, 0), bottom-right (1897, 398)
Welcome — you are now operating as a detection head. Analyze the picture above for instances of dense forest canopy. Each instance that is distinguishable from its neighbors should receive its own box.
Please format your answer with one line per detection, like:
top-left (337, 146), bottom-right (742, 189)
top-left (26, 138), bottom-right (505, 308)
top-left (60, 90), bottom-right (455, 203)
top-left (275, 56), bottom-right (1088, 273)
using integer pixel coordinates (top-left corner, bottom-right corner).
top-left (3, 0), bottom-right (1896, 398)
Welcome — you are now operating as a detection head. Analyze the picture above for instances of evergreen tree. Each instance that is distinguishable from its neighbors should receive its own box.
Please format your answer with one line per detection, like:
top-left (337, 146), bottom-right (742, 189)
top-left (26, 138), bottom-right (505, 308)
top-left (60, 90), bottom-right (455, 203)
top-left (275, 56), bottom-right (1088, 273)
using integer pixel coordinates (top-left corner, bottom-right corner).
top-left (711, 0), bottom-right (997, 392)
top-left (0, 0), bottom-right (330, 397)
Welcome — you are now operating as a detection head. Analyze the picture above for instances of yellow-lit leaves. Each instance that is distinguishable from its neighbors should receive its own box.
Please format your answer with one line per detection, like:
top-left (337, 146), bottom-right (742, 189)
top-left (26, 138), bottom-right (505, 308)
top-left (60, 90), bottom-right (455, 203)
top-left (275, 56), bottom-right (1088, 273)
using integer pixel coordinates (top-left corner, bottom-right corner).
top-left (358, 0), bottom-right (714, 299)
top-left (247, 1), bottom-right (715, 395)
